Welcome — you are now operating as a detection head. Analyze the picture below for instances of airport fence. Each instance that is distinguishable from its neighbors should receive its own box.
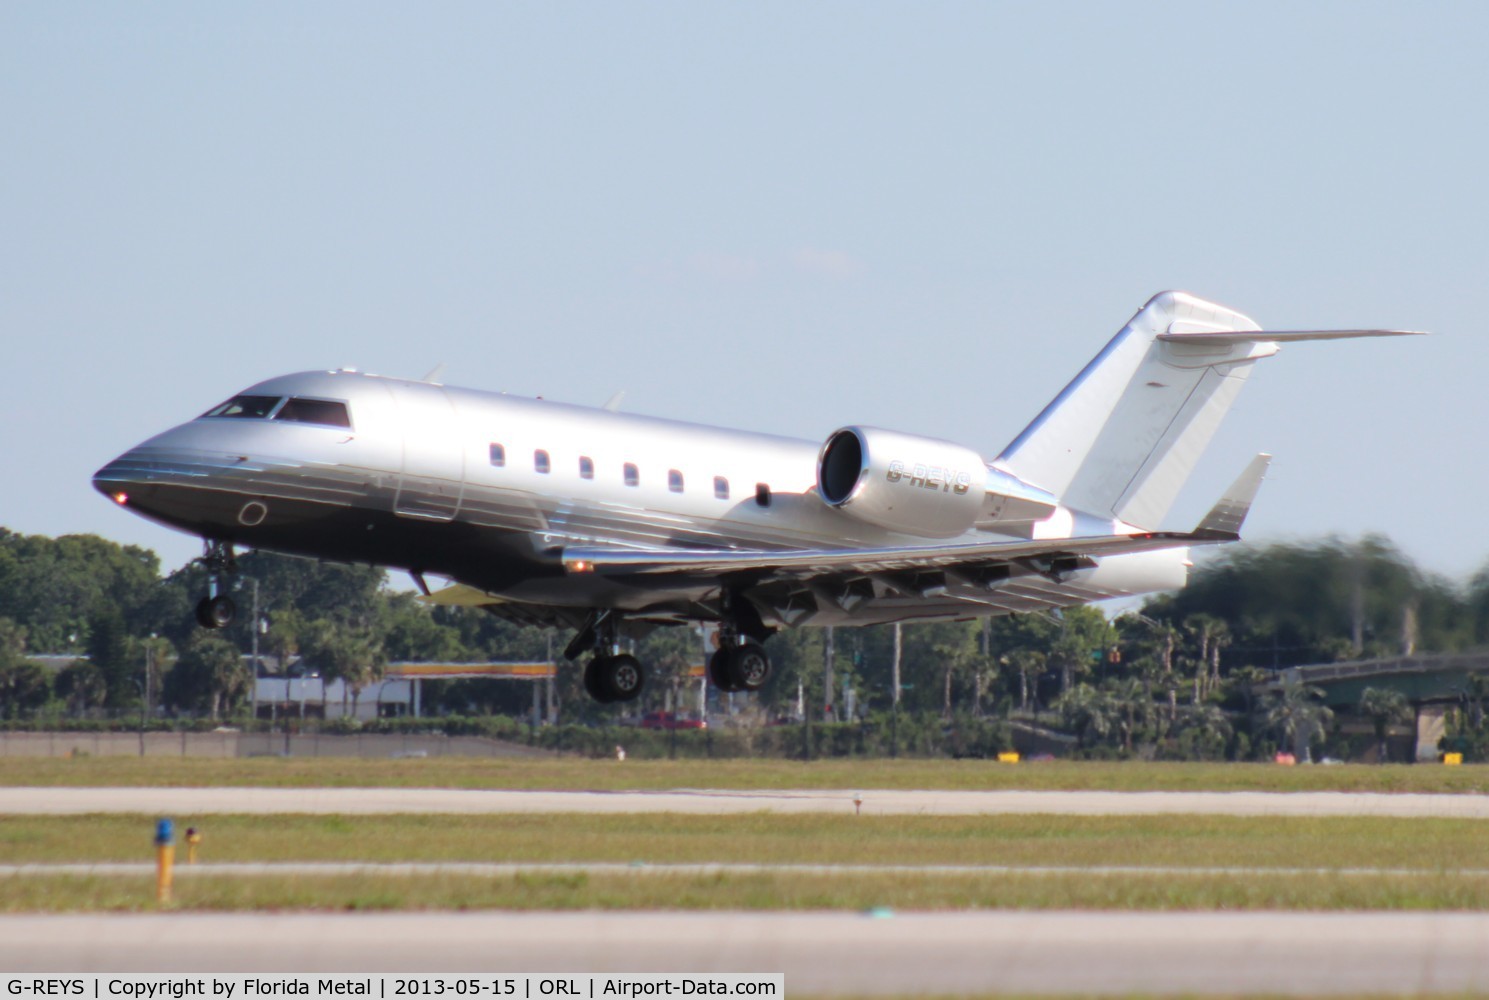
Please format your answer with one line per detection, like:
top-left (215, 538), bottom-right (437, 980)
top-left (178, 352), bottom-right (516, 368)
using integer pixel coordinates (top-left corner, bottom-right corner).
top-left (0, 712), bottom-right (1022, 760)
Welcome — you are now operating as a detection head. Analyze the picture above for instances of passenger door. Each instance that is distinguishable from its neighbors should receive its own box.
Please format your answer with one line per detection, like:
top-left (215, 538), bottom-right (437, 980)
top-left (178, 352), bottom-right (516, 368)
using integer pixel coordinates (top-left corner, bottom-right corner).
top-left (385, 381), bottom-right (465, 521)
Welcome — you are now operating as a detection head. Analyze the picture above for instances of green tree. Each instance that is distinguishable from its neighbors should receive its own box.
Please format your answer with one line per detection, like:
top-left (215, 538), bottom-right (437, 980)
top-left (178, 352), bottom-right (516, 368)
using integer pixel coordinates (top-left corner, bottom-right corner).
top-left (0, 529), bottom-right (162, 651)
top-left (0, 617), bottom-right (49, 717)
top-left (164, 634), bottom-right (249, 719)
top-left (1150, 536), bottom-right (1472, 670)
top-left (55, 659), bottom-right (106, 714)
top-left (87, 607), bottom-right (133, 711)
top-left (1048, 607), bottom-right (1117, 695)
top-left (300, 618), bottom-right (386, 717)
top-left (1358, 686), bottom-right (1412, 764)
top-left (1055, 682), bottom-right (1117, 753)
top-left (1264, 679), bottom-right (1334, 761)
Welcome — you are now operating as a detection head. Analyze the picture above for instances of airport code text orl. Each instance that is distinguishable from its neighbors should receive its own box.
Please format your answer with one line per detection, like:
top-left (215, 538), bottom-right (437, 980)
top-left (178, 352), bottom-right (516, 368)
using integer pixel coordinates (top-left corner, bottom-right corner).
top-left (2, 978), bottom-right (782, 1000)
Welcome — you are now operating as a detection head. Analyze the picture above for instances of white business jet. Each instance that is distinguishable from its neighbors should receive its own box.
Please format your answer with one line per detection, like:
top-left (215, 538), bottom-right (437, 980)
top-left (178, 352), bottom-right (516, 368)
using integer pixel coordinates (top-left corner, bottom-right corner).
top-left (94, 291), bottom-right (1416, 703)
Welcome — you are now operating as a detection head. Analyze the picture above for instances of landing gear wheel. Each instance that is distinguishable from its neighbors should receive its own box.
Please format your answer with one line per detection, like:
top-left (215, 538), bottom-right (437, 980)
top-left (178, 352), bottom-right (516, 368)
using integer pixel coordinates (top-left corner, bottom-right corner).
top-left (709, 647), bottom-right (739, 693)
top-left (729, 641), bottom-right (771, 692)
top-left (602, 653), bottom-right (645, 703)
top-left (195, 595), bottom-right (236, 630)
top-left (584, 658), bottom-right (613, 703)
top-left (586, 654), bottom-right (646, 703)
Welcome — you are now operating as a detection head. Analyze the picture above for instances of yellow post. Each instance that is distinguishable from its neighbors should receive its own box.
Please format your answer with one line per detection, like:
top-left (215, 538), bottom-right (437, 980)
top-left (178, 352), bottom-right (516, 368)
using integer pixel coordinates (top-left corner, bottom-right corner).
top-left (185, 827), bottom-right (201, 865)
top-left (154, 818), bottom-right (175, 904)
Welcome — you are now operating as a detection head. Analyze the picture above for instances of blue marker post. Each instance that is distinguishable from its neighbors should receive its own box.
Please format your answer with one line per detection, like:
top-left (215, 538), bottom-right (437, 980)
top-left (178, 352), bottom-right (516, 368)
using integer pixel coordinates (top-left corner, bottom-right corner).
top-left (154, 818), bottom-right (175, 904)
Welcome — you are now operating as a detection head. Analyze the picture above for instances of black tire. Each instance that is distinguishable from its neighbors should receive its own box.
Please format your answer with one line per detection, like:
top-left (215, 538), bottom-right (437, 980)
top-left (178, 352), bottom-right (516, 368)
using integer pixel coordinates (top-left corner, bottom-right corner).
top-left (708, 647), bottom-right (738, 692)
top-left (604, 653), bottom-right (645, 702)
top-left (729, 641), bottom-right (771, 692)
top-left (195, 595), bottom-right (236, 630)
top-left (584, 657), bottom-right (613, 703)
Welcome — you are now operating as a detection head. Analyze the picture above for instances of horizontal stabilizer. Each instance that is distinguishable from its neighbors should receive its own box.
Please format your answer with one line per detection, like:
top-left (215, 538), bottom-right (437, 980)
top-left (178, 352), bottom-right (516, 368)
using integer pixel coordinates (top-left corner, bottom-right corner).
top-left (996, 292), bottom-right (1422, 531)
top-left (1160, 328), bottom-right (1425, 345)
top-left (1194, 453), bottom-right (1271, 538)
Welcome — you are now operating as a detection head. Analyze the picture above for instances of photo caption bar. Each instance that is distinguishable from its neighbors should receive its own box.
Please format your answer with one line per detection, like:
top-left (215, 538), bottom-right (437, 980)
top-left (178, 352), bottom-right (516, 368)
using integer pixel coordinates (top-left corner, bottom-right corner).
top-left (1, 976), bottom-right (783, 1000)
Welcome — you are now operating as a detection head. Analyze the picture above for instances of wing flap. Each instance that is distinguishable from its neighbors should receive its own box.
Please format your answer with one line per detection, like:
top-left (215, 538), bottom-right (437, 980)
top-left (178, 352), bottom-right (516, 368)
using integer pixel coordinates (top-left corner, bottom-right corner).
top-left (561, 529), bottom-right (1216, 579)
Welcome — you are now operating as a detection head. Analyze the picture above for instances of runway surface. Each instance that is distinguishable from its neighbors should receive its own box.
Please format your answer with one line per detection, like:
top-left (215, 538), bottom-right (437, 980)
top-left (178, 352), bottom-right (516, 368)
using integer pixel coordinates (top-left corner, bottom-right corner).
top-left (5, 911), bottom-right (1488, 995)
top-left (7, 860), bottom-right (1489, 879)
top-left (7, 786), bottom-right (1489, 816)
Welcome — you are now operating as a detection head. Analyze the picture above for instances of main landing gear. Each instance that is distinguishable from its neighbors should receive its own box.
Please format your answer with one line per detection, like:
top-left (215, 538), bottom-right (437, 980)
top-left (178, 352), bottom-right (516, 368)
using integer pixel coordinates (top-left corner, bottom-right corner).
top-left (708, 638), bottom-right (772, 693)
top-left (564, 597), bottom-right (776, 705)
top-left (709, 592), bottom-right (775, 694)
top-left (194, 540), bottom-right (238, 630)
top-left (571, 611), bottom-right (646, 705)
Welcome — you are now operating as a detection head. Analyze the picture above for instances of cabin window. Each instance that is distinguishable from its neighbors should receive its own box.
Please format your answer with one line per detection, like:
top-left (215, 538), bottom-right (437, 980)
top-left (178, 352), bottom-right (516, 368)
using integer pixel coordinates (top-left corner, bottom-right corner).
top-left (274, 397), bottom-right (351, 429)
top-left (755, 483), bottom-right (772, 508)
top-left (489, 444), bottom-right (505, 467)
top-left (579, 456), bottom-right (594, 479)
top-left (668, 469), bottom-right (684, 493)
top-left (203, 395), bottom-right (281, 420)
top-left (713, 476), bottom-right (729, 500)
top-left (623, 463), bottom-right (639, 487)
top-left (534, 450), bottom-right (551, 474)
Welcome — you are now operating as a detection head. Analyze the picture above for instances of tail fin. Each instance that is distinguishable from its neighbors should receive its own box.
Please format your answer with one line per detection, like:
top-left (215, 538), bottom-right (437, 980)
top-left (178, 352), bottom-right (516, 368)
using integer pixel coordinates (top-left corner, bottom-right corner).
top-left (994, 291), bottom-right (1419, 530)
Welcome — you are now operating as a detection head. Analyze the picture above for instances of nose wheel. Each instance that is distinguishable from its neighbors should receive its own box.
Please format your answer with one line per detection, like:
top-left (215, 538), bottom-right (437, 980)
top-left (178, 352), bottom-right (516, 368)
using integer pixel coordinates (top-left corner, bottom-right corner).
top-left (194, 540), bottom-right (238, 630)
top-left (195, 594), bottom-right (237, 630)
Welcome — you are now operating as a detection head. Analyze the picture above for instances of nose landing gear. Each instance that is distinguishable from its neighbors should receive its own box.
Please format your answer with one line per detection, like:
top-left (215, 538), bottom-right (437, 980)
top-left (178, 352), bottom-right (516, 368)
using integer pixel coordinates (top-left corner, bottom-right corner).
top-left (194, 540), bottom-right (238, 630)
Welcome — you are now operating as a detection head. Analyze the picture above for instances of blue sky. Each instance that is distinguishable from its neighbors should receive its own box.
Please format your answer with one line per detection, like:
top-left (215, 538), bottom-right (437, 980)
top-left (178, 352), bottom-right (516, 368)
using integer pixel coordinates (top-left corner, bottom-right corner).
top-left (1, 3), bottom-right (1481, 579)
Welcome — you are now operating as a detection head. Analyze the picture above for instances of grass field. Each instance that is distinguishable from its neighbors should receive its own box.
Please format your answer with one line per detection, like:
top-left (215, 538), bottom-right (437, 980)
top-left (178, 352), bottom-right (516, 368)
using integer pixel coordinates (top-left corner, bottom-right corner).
top-left (9, 869), bottom-right (1489, 912)
top-left (7, 812), bottom-right (1489, 912)
top-left (3, 756), bottom-right (1488, 792)
top-left (4, 812), bottom-right (1488, 868)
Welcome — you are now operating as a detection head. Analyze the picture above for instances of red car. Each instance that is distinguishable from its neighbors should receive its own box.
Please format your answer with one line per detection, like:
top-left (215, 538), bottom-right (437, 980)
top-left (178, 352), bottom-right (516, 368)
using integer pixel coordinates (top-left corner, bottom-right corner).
top-left (638, 711), bottom-right (707, 730)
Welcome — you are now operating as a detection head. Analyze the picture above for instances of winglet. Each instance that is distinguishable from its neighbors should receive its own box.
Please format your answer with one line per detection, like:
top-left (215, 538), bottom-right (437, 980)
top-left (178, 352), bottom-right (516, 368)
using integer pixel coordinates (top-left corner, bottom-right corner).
top-left (1193, 453), bottom-right (1271, 538)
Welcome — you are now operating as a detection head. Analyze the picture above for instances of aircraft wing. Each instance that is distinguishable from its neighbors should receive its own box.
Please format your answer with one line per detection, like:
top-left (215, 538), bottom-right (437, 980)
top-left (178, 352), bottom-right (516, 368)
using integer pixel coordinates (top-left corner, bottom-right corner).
top-left (561, 529), bottom-right (1214, 580)
top-left (560, 453), bottom-right (1271, 582)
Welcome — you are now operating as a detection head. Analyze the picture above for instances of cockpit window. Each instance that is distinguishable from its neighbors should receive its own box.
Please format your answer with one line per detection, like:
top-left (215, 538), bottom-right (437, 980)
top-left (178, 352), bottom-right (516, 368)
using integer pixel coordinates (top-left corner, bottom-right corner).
top-left (274, 397), bottom-right (352, 429)
top-left (204, 395), bottom-right (282, 419)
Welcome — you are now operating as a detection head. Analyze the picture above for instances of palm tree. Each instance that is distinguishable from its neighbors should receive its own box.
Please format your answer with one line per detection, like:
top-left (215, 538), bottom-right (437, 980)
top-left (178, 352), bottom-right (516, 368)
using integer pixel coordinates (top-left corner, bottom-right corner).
top-left (1106, 676), bottom-right (1156, 755)
top-left (1358, 686), bottom-right (1412, 764)
top-left (1003, 649), bottom-right (1045, 712)
top-left (1055, 683), bottom-right (1117, 753)
top-left (1171, 702), bottom-right (1234, 760)
top-left (1264, 678), bottom-right (1334, 762)
top-left (1184, 613), bottom-right (1230, 702)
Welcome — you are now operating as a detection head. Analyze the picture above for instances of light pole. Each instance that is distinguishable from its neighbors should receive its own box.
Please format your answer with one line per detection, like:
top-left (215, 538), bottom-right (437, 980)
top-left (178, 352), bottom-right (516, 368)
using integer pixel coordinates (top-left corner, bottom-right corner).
top-left (891, 622), bottom-right (902, 758)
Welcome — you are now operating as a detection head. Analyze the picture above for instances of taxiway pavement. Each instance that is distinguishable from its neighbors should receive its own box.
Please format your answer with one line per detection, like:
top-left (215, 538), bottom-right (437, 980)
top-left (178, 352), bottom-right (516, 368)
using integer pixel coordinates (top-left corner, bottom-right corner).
top-left (5, 786), bottom-right (1489, 817)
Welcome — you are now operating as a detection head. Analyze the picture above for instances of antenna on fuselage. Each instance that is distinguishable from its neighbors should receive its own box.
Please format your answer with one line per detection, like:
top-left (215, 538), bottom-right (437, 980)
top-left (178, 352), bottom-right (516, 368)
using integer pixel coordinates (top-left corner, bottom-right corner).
top-left (420, 363), bottom-right (448, 383)
top-left (602, 390), bottom-right (626, 412)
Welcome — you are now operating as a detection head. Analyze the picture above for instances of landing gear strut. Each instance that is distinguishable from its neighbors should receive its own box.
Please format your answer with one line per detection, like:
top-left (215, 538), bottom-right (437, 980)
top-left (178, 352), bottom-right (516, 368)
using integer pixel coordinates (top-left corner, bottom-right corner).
top-left (708, 592), bottom-right (774, 693)
top-left (194, 540), bottom-right (238, 630)
top-left (573, 610), bottom-right (645, 705)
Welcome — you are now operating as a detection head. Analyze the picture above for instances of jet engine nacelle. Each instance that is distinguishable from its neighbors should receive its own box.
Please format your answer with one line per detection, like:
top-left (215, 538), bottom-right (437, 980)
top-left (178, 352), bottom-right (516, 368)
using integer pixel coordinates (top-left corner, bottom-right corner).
top-left (817, 426), bottom-right (989, 538)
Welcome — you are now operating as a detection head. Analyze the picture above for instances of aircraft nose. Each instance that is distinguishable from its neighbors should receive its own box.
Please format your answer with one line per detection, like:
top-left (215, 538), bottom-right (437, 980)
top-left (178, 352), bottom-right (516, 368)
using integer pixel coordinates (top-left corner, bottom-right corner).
top-left (93, 448), bottom-right (148, 508)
